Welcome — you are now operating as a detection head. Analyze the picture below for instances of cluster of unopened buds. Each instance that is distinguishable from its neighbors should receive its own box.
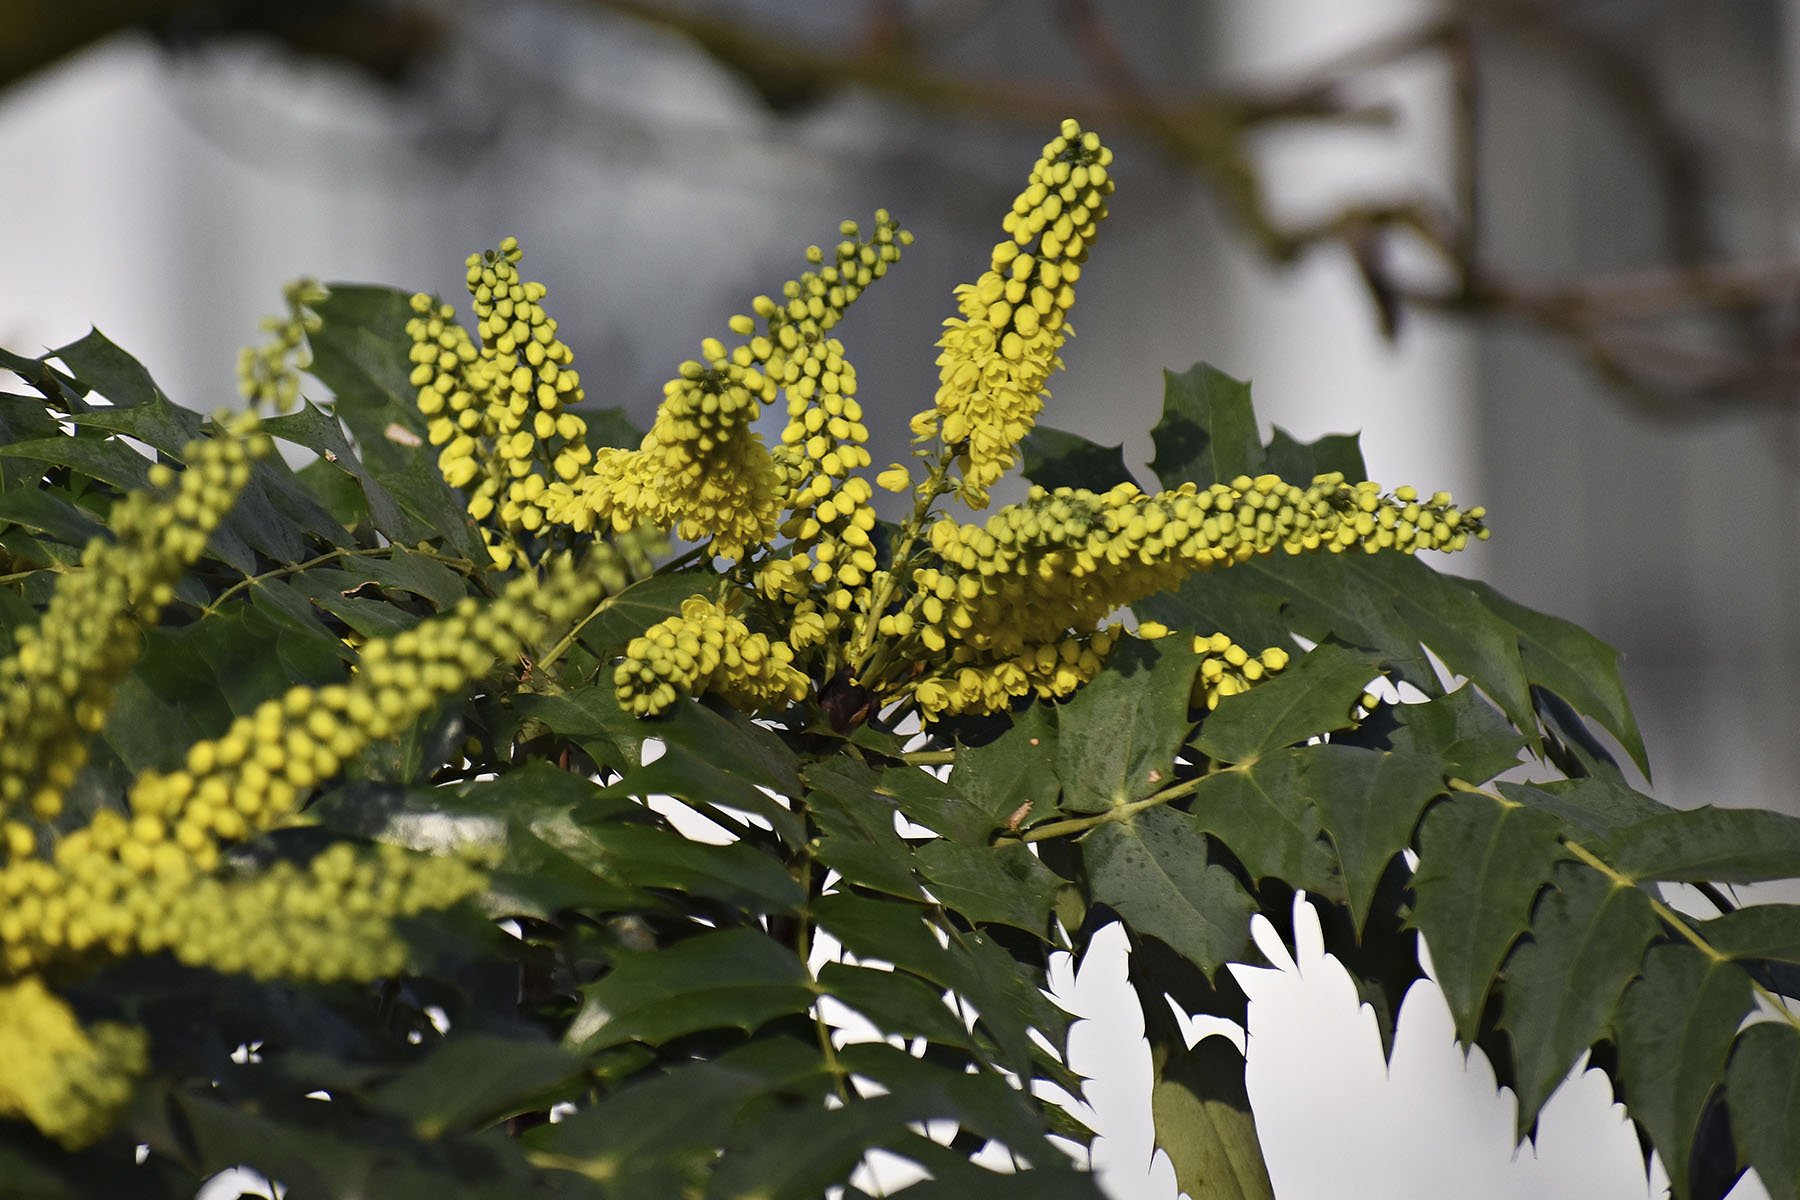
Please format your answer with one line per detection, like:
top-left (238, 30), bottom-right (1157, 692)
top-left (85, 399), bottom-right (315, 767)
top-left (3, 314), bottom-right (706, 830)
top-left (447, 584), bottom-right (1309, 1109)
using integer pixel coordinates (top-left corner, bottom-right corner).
top-left (404, 118), bottom-right (1486, 734)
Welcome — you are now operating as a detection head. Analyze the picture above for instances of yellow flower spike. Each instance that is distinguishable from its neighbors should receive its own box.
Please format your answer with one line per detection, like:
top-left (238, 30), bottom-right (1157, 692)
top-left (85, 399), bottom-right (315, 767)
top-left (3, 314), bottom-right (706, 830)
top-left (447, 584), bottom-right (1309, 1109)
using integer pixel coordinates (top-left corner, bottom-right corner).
top-left (0, 422), bottom-right (263, 825)
top-left (237, 278), bottom-right (329, 412)
top-left (406, 241), bottom-right (592, 563)
top-left (914, 120), bottom-right (1115, 508)
top-left (0, 977), bottom-right (148, 1149)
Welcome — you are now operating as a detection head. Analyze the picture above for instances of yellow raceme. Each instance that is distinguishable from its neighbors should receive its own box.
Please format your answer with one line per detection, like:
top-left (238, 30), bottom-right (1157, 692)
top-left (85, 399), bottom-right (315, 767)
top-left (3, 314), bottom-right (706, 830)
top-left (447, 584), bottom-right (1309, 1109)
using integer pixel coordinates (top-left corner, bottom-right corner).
top-left (0, 418), bottom-right (637, 1146)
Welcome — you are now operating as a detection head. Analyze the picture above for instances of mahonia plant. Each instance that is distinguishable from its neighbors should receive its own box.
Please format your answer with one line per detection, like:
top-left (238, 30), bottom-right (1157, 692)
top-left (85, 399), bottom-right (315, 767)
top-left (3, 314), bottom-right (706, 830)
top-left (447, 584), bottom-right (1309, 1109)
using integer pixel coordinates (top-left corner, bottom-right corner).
top-left (2, 119), bottom-right (1799, 1200)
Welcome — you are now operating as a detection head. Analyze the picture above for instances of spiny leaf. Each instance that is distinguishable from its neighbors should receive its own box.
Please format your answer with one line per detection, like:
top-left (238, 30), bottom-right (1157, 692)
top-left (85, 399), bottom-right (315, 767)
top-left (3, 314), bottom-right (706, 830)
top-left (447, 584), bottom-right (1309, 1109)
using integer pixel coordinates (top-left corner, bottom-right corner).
top-left (946, 703), bottom-right (1060, 841)
top-left (1082, 806), bottom-right (1256, 975)
top-left (1303, 746), bottom-right (1445, 933)
top-left (1726, 1023), bottom-right (1800, 1200)
top-left (1263, 424), bottom-right (1366, 485)
top-left (1129, 935), bottom-right (1271, 1199)
top-left (565, 929), bottom-right (812, 1054)
top-left (52, 328), bottom-right (163, 408)
top-left (816, 962), bottom-right (979, 1052)
top-left (1387, 685), bottom-right (1527, 784)
top-left (914, 840), bottom-right (1066, 937)
top-left (262, 400), bottom-right (425, 544)
top-left (1458, 576), bottom-right (1648, 777)
top-left (1185, 753), bottom-right (1341, 900)
top-left (545, 821), bottom-right (806, 915)
top-left (1498, 777), bottom-right (1668, 837)
top-left (1149, 1035), bottom-right (1274, 1200)
top-left (1150, 362), bottom-right (1265, 489)
top-left (1055, 634), bottom-right (1196, 814)
top-left (1194, 642), bottom-right (1382, 764)
top-left (1409, 792), bottom-right (1566, 1042)
top-left (1596, 805), bottom-right (1800, 885)
top-left (370, 1033), bottom-right (584, 1136)
top-left (0, 434), bottom-right (150, 491)
top-left (1499, 862), bottom-right (1660, 1137)
top-left (1615, 945), bottom-right (1754, 1199)
top-left (804, 759), bottom-right (925, 900)
top-left (1020, 423), bottom-right (1136, 491)
top-left (1696, 905), bottom-right (1800, 966)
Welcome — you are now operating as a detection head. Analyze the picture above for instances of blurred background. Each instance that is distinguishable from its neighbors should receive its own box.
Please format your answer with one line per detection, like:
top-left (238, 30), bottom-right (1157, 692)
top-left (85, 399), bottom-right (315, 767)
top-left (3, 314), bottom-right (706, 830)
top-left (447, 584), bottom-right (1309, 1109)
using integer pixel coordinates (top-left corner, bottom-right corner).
top-left (2, 2), bottom-right (1795, 1197)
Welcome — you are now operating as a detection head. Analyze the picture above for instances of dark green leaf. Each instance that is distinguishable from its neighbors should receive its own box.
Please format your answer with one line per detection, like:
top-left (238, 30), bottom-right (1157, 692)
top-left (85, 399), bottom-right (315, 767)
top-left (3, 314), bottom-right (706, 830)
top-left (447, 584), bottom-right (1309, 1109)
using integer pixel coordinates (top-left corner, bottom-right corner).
top-left (52, 328), bottom-right (162, 408)
top-left (1083, 806), bottom-right (1255, 975)
top-left (581, 405), bottom-right (645, 450)
top-left (1143, 551), bottom-right (1535, 735)
top-left (1020, 424), bottom-right (1135, 491)
top-left (578, 572), bottom-right (716, 657)
top-left (802, 758), bottom-right (923, 899)
top-left (371, 1033), bottom-right (584, 1137)
top-left (915, 840), bottom-right (1065, 936)
top-left (1727, 1023), bottom-right (1800, 1200)
top-left (1150, 1035), bottom-right (1273, 1200)
top-left (1150, 363), bottom-right (1265, 489)
top-left (262, 401), bottom-right (425, 544)
top-left (1304, 746), bottom-right (1445, 932)
top-left (1387, 686), bottom-right (1527, 784)
top-left (546, 821), bottom-right (805, 915)
top-left (1264, 425), bottom-right (1366, 485)
top-left (72, 395), bottom-right (204, 457)
top-left (816, 962), bottom-right (978, 1051)
top-left (1596, 806), bottom-right (1800, 885)
top-left (945, 703), bottom-right (1060, 841)
top-left (605, 701), bottom-right (804, 844)
top-left (526, 1042), bottom-right (824, 1198)
top-left (877, 760), bottom-right (1000, 847)
top-left (565, 929), bottom-right (811, 1053)
top-left (308, 284), bottom-right (481, 557)
top-left (334, 547), bottom-right (472, 612)
top-left (1499, 862), bottom-right (1660, 1136)
top-left (1055, 635), bottom-right (1195, 813)
top-left (1697, 905), bottom-right (1800, 966)
top-left (1194, 643), bottom-right (1382, 764)
top-left (811, 894), bottom-right (1047, 1077)
top-left (1410, 793), bottom-right (1566, 1041)
top-left (1498, 777), bottom-right (1667, 837)
top-left (0, 489), bottom-right (106, 547)
top-left (1616, 946), bottom-right (1754, 1198)
top-left (0, 435), bottom-right (150, 490)
top-left (1186, 753), bottom-right (1341, 899)
top-left (1458, 576), bottom-right (1648, 776)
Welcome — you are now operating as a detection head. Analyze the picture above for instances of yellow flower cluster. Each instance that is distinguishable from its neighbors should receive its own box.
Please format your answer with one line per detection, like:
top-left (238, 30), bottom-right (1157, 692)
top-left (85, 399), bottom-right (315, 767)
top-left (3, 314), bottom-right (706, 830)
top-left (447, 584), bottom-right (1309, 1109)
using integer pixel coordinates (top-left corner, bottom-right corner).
top-left (549, 215), bottom-right (908, 563)
top-left (237, 278), bottom-right (328, 411)
top-left (550, 339), bottom-right (785, 560)
top-left (910, 627), bottom-right (1121, 719)
top-left (911, 475), bottom-right (1485, 664)
top-left (0, 419), bottom-right (265, 824)
top-left (0, 812), bottom-right (483, 977)
top-left (0, 977), bottom-right (146, 1149)
top-left (914, 118), bottom-right (1114, 507)
top-left (124, 554), bottom-right (616, 872)
top-left (1191, 631), bottom-right (1290, 710)
top-left (614, 595), bottom-right (809, 716)
top-left (408, 237), bottom-right (593, 568)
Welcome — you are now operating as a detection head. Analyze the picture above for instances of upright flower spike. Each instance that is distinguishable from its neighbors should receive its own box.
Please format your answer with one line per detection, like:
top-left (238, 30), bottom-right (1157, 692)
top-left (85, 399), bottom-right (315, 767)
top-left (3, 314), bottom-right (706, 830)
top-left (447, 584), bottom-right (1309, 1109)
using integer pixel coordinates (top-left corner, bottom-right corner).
top-left (407, 237), bottom-right (594, 569)
top-left (549, 214), bottom-right (908, 564)
top-left (915, 119), bottom-right (1115, 508)
top-left (237, 278), bottom-right (328, 411)
top-left (0, 418), bottom-right (266, 826)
